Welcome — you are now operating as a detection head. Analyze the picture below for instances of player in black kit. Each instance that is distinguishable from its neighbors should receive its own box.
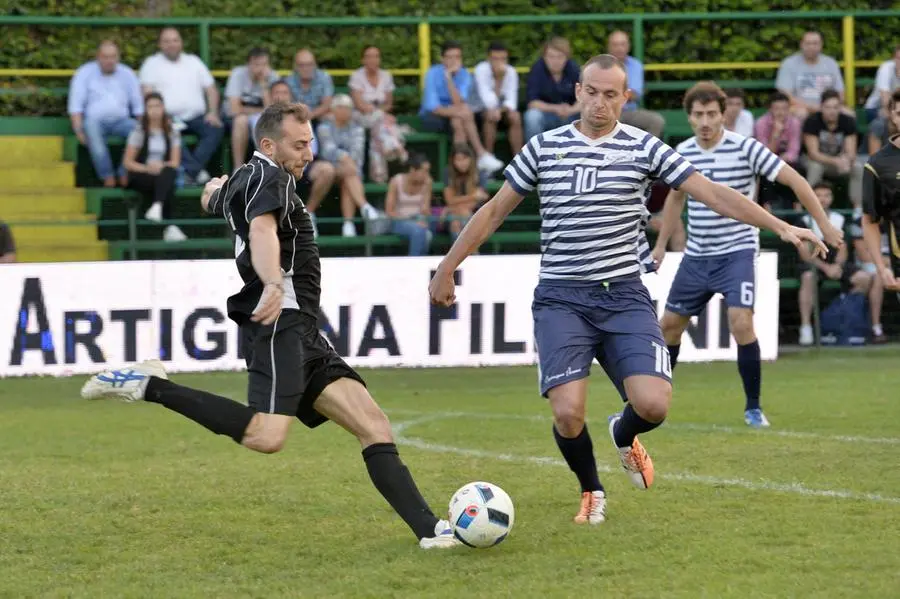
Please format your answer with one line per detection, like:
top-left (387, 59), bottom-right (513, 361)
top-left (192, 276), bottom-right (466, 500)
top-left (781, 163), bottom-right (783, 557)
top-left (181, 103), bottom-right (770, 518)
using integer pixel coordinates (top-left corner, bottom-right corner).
top-left (862, 89), bottom-right (900, 292)
top-left (81, 102), bottom-right (459, 549)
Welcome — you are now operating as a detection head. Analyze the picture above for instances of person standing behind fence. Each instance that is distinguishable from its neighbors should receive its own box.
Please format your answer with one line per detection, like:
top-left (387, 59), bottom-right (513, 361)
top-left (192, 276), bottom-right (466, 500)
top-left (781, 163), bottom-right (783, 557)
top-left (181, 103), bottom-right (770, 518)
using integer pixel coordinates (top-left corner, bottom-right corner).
top-left (384, 153), bottom-right (433, 256)
top-left (122, 92), bottom-right (186, 242)
top-left (68, 40), bottom-right (143, 188)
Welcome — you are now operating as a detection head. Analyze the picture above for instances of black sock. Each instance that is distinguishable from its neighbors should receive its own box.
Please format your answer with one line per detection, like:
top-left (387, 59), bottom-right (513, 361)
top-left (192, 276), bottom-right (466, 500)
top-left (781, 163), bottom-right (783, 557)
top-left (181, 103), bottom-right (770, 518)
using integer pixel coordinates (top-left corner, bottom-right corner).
top-left (553, 425), bottom-right (604, 493)
top-left (362, 443), bottom-right (439, 539)
top-left (145, 377), bottom-right (255, 444)
top-left (613, 403), bottom-right (664, 448)
top-left (737, 340), bottom-right (762, 411)
top-left (668, 344), bottom-right (681, 369)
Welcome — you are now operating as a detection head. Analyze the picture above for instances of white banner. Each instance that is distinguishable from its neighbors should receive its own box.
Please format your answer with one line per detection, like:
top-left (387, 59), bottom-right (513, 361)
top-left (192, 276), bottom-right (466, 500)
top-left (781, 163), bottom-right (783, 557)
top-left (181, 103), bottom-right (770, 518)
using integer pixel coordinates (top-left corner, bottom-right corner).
top-left (0, 253), bottom-right (779, 376)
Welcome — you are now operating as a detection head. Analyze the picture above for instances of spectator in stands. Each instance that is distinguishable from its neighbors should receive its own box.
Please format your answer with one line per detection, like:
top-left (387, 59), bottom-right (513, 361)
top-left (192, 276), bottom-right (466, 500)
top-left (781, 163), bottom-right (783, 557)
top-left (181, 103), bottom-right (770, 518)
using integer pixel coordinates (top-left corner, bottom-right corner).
top-left (755, 92), bottom-right (804, 213)
top-left (775, 31), bottom-right (844, 119)
top-left (724, 88), bottom-right (754, 138)
top-left (385, 153), bottom-right (433, 256)
top-left (0, 221), bottom-right (16, 263)
top-left (286, 49), bottom-right (334, 122)
top-left (606, 30), bottom-right (665, 138)
top-left (524, 37), bottom-right (580, 142)
top-left (849, 206), bottom-right (888, 343)
top-left (864, 45), bottom-right (900, 124)
top-left (470, 41), bottom-right (524, 155)
top-left (316, 94), bottom-right (381, 237)
top-left (802, 89), bottom-right (862, 206)
top-left (419, 41), bottom-right (505, 176)
top-left (68, 40), bottom-right (143, 188)
top-left (139, 27), bottom-right (223, 185)
top-left (122, 92), bottom-right (185, 242)
top-left (349, 45), bottom-right (408, 183)
top-left (223, 47), bottom-right (278, 168)
top-left (798, 181), bottom-right (873, 346)
top-left (442, 144), bottom-right (489, 241)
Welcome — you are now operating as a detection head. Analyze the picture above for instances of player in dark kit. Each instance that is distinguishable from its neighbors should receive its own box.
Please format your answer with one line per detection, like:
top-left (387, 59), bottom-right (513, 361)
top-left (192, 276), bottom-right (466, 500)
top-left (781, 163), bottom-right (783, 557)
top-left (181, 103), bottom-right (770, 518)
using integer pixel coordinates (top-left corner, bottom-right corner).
top-left (81, 102), bottom-right (459, 550)
top-left (862, 88), bottom-right (900, 293)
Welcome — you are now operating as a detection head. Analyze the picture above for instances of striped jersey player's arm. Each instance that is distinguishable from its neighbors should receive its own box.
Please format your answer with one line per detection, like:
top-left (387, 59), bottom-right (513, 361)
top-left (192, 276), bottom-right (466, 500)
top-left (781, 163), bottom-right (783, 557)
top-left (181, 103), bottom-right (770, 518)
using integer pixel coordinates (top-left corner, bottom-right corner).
top-left (503, 137), bottom-right (541, 195)
top-left (646, 136), bottom-right (696, 188)
top-left (744, 136), bottom-right (785, 181)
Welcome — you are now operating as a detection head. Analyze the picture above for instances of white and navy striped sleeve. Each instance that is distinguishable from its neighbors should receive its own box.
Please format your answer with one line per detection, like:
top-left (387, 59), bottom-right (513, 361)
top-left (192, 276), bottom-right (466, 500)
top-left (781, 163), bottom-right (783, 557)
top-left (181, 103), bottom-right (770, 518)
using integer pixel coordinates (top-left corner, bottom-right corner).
top-left (503, 136), bottom-right (541, 195)
top-left (646, 137), bottom-right (696, 189)
top-left (742, 136), bottom-right (785, 182)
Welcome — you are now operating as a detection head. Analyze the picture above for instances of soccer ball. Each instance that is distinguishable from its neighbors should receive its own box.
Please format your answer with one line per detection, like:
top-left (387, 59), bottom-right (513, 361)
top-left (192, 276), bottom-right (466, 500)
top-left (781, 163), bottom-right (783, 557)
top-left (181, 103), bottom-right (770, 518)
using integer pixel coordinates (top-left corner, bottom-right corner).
top-left (448, 481), bottom-right (515, 548)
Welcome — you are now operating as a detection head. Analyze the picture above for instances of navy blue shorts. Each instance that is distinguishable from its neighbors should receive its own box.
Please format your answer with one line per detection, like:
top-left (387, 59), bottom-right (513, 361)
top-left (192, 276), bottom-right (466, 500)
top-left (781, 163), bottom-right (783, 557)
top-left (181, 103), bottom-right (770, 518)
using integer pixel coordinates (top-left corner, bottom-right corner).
top-left (666, 250), bottom-right (757, 316)
top-left (532, 280), bottom-right (671, 399)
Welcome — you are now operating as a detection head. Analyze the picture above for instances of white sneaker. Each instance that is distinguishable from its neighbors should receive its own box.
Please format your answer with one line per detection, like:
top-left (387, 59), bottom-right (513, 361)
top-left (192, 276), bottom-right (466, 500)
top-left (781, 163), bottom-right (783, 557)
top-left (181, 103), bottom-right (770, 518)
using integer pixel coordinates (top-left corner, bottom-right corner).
top-left (80, 359), bottom-right (168, 402)
top-left (573, 490), bottom-right (607, 525)
top-left (476, 152), bottom-right (505, 175)
top-left (419, 519), bottom-right (461, 550)
top-left (163, 225), bottom-right (188, 242)
top-left (608, 414), bottom-right (655, 489)
top-left (196, 169), bottom-right (211, 185)
top-left (799, 325), bottom-right (814, 346)
top-left (144, 202), bottom-right (163, 222)
top-left (342, 220), bottom-right (357, 237)
top-left (361, 203), bottom-right (380, 221)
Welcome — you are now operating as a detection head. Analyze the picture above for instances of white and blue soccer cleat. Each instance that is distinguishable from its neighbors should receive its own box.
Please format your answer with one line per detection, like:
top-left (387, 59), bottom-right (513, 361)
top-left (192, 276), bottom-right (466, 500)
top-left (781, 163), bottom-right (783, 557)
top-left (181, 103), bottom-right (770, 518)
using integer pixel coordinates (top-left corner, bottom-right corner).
top-left (80, 360), bottom-right (168, 402)
top-left (744, 409), bottom-right (771, 428)
top-left (419, 519), bottom-right (462, 550)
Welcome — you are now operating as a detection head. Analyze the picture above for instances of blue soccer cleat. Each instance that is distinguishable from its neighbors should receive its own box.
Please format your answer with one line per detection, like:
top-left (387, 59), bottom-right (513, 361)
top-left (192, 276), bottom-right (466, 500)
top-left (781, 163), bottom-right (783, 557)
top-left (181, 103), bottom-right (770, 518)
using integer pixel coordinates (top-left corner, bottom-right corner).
top-left (744, 408), bottom-right (771, 428)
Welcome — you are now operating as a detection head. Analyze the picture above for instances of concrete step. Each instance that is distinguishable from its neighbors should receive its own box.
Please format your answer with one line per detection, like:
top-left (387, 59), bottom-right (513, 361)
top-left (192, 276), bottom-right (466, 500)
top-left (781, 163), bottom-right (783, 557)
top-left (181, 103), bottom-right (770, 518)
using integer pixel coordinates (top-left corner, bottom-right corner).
top-left (2, 136), bottom-right (64, 165)
top-left (0, 163), bottom-right (75, 189)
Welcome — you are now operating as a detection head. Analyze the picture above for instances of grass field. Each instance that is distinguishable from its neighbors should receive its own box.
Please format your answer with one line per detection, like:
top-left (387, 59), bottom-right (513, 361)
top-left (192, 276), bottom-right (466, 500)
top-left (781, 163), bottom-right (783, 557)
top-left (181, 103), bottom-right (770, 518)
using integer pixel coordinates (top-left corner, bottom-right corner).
top-left (1, 348), bottom-right (899, 598)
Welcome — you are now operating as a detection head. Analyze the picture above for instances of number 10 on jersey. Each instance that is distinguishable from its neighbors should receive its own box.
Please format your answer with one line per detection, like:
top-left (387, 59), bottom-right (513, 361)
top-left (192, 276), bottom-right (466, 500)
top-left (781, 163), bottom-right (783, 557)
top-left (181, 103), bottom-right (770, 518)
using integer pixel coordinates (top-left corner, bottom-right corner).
top-left (573, 166), bottom-right (602, 194)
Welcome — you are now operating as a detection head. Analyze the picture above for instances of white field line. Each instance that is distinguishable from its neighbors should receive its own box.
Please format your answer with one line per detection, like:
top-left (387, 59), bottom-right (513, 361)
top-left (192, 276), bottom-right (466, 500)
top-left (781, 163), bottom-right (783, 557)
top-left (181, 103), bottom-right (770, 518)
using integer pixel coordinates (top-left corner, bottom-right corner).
top-left (386, 409), bottom-right (900, 446)
top-left (390, 414), bottom-right (900, 506)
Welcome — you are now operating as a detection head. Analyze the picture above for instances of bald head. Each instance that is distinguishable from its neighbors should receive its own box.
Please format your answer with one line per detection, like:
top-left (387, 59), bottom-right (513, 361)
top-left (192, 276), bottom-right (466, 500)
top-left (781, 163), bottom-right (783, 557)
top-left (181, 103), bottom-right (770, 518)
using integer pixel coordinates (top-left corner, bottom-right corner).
top-left (294, 49), bottom-right (317, 80)
top-left (96, 40), bottom-right (120, 74)
top-left (158, 27), bottom-right (182, 60)
top-left (607, 30), bottom-right (630, 62)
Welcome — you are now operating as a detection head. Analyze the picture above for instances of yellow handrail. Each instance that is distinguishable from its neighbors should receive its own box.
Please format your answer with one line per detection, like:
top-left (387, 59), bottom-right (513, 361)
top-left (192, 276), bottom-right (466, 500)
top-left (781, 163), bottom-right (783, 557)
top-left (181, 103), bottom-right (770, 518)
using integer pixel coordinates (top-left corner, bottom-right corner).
top-left (843, 16), bottom-right (857, 107)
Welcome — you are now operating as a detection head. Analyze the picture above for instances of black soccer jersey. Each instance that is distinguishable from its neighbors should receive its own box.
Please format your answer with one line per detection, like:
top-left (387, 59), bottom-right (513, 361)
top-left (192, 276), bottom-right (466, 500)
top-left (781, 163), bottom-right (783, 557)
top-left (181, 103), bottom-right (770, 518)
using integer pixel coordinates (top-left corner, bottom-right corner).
top-left (863, 138), bottom-right (900, 275)
top-left (207, 152), bottom-right (320, 325)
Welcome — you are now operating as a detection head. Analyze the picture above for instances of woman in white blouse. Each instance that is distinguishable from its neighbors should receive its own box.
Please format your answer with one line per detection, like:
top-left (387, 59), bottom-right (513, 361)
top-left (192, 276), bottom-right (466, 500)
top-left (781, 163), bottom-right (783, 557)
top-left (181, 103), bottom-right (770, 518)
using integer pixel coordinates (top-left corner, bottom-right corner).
top-left (349, 45), bottom-right (408, 183)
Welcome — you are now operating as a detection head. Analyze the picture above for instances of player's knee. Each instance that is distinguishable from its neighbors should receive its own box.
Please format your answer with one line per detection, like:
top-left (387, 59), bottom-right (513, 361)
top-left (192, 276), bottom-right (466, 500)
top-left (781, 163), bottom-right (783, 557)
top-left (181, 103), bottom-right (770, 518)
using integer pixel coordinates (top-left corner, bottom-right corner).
top-left (660, 312), bottom-right (686, 343)
top-left (633, 385), bottom-right (671, 423)
top-left (360, 408), bottom-right (394, 445)
top-left (728, 310), bottom-right (755, 341)
top-left (549, 397), bottom-right (585, 436)
top-left (242, 414), bottom-right (290, 454)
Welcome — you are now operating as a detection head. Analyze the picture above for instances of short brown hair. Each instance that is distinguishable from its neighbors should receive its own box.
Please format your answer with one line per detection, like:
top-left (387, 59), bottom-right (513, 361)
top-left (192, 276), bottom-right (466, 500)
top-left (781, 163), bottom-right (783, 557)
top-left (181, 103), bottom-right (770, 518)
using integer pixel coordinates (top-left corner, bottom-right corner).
top-left (254, 102), bottom-right (310, 145)
top-left (683, 81), bottom-right (726, 114)
top-left (580, 54), bottom-right (628, 88)
top-left (544, 36), bottom-right (571, 58)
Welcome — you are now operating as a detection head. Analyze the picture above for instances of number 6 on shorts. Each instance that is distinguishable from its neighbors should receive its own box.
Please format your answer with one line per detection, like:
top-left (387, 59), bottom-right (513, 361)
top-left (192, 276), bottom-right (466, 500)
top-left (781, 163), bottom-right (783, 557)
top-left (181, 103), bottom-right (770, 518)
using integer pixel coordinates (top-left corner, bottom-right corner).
top-left (740, 281), bottom-right (754, 307)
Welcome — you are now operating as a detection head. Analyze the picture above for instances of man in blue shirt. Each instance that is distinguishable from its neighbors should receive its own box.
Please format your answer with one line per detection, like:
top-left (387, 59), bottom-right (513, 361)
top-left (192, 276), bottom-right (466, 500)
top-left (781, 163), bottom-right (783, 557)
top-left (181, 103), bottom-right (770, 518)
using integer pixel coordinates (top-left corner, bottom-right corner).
top-left (523, 37), bottom-right (581, 143)
top-left (419, 41), bottom-right (504, 175)
top-left (286, 49), bottom-right (334, 123)
top-left (68, 40), bottom-right (144, 187)
top-left (607, 31), bottom-right (665, 138)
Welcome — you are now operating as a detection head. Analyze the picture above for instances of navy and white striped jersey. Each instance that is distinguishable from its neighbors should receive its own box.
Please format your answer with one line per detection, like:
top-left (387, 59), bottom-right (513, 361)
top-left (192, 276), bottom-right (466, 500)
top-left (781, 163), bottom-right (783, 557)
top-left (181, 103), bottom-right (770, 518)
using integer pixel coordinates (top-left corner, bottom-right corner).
top-left (504, 122), bottom-right (695, 282)
top-left (676, 130), bottom-right (785, 257)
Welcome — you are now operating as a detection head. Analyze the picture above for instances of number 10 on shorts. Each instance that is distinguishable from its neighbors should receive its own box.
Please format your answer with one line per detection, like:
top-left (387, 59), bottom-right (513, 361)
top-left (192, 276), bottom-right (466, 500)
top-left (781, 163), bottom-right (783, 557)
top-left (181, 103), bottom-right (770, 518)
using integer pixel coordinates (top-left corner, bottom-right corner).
top-left (652, 342), bottom-right (672, 377)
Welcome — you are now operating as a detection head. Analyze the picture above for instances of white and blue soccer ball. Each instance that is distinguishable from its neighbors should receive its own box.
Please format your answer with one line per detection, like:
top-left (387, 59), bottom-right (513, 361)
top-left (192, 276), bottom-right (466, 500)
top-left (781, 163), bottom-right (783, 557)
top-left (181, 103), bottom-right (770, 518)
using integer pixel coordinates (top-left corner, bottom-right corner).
top-left (448, 481), bottom-right (515, 548)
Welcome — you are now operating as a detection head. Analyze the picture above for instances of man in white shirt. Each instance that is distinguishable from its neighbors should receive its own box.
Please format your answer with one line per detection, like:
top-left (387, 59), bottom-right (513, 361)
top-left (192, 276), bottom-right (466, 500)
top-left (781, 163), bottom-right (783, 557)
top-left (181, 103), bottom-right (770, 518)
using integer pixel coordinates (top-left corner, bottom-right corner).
top-left (724, 88), bottom-right (755, 138)
top-left (864, 45), bottom-right (900, 123)
top-left (470, 41), bottom-right (523, 155)
top-left (139, 27), bottom-right (223, 185)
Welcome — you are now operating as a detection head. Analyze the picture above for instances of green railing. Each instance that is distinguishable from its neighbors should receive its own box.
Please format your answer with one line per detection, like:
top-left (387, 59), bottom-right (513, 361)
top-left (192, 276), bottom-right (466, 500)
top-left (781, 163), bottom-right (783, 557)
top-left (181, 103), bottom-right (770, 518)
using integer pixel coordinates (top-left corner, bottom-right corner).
top-left (2, 10), bottom-right (900, 104)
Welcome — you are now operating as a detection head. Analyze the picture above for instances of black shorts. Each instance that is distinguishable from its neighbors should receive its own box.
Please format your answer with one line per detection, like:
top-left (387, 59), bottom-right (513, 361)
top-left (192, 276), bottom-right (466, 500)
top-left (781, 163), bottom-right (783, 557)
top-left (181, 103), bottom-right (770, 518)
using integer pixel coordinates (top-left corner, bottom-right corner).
top-left (240, 309), bottom-right (366, 428)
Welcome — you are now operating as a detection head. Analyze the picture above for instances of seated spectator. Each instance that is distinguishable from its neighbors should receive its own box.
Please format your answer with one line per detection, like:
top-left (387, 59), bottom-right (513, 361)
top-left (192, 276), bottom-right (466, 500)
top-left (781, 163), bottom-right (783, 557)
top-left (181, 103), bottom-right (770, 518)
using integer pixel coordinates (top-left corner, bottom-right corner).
top-left (849, 206), bottom-right (888, 343)
top-left (384, 153), bottom-right (433, 256)
top-left (419, 41), bottom-right (504, 176)
top-left (286, 49), bottom-right (333, 122)
top-left (349, 45), bottom-right (408, 183)
top-left (775, 31), bottom-right (844, 119)
top-left (802, 89), bottom-right (862, 206)
top-left (0, 220), bottom-right (16, 263)
top-left (863, 45), bottom-right (900, 125)
top-left (316, 94), bottom-right (381, 237)
top-left (524, 37), bottom-right (581, 142)
top-left (442, 144), bottom-right (489, 240)
top-left (724, 88), bottom-right (754, 138)
top-left (754, 92), bottom-right (803, 212)
top-left (223, 47), bottom-right (278, 168)
top-left (68, 40), bottom-right (143, 187)
top-left (139, 27), bottom-right (223, 185)
top-left (606, 30), bottom-right (665, 138)
top-left (470, 41), bottom-right (523, 155)
top-left (798, 181), bottom-right (872, 345)
top-left (121, 92), bottom-right (186, 242)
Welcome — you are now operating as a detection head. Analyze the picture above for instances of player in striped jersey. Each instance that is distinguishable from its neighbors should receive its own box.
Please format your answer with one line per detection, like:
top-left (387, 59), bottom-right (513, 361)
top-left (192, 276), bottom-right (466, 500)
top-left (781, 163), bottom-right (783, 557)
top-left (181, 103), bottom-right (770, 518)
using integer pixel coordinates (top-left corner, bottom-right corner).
top-left (429, 56), bottom-right (827, 524)
top-left (652, 82), bottom-right (843, 429)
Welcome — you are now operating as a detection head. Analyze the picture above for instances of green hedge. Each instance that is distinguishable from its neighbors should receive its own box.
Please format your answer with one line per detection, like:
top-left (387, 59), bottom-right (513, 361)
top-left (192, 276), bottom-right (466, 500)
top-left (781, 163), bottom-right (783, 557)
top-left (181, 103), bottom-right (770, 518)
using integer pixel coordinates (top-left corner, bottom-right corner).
top-left (2, 0), bottom-right (898, 116)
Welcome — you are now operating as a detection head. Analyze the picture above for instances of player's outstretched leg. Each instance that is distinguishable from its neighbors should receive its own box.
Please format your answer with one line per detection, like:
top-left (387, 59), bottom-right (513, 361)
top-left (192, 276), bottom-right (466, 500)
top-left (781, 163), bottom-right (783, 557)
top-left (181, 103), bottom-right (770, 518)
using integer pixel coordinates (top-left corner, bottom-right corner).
top-left (609, 375), bottom-right (670, 489)
top-left (81, 360), bottom-right (256, 444)
top-left (728, 308), bottom-right (769, 428)
top-left (548, 379), bottom-right (606, 525)
top-left (312, 378), bottom-right (459, 549)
